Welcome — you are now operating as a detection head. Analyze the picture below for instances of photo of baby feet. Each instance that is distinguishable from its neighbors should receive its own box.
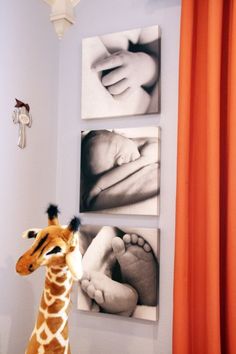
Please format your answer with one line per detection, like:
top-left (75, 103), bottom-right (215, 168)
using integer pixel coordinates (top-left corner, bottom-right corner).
top-left (112, 234), bottom-right (158, 306)
top-left (81, 271), bottom-right (138, 316)
top-left (77, 225), bottom-right (160, 321)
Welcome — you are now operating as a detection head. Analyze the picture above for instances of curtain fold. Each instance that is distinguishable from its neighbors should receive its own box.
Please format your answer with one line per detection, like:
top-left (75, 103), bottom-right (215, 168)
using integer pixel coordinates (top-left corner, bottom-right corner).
top-left (173, 1), bottom-right (236, 353)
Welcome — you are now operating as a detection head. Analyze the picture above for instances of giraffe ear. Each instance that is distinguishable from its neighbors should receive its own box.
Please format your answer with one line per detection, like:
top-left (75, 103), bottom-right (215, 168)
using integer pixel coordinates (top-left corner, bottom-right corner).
top-left (67, 231), bottom-right (79, 252)
top-left (63, 216), bottom-right (81, 240)
top-left (22, 228), bottom-right (41, 239)
top-left (66, 232), bottom-right (83, 280)
top-left (46, 204), bottom-right (60, 226)
top-left (66, 241), bottom-right (83, 280)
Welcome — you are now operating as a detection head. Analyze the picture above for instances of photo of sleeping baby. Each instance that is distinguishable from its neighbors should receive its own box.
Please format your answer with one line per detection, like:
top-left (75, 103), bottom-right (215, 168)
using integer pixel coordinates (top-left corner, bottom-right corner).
top-left (77, 225), bottom-right (160, 321)
top-left (80, 126), bottom-right (160, 216)
top-left (81, 25), bottom-right (161, 119)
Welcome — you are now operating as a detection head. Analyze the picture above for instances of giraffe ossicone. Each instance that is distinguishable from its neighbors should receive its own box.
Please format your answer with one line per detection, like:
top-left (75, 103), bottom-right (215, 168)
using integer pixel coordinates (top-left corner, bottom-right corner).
top-left (16, 204), bottom-right (82, 354)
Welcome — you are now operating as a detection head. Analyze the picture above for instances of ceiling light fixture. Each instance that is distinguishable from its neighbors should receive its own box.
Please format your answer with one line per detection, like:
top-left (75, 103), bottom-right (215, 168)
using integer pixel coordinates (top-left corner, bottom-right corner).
top-left (43, 0), bottom-right (81, 39)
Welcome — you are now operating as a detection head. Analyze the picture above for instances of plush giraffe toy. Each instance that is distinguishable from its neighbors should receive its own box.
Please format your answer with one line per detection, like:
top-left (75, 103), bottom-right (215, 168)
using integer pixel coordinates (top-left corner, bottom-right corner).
top-left (16, 204), bottom-right (83, 354)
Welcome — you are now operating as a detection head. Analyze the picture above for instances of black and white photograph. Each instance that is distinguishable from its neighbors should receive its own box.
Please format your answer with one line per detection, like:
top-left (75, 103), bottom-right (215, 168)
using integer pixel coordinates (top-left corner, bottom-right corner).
top-left (77, 225), bottom-right (160, 321)
top-left (81, 25), bottom-right (161, 119)
top-left (80, 126), bottom-right (160, 216)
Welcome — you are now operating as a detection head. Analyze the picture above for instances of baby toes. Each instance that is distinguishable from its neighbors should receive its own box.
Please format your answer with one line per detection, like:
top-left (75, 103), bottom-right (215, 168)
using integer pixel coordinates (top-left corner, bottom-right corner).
top-left (94, 289), bottom-right (104, 304)
top-left (81, 279), bottom-right (90, 292)
top-left (137, 236), bottom-right (145, 247)
top-left (87, 283), bottom-right (96, 298)
top-left (122, 233), bottom-right (152, 254)
top-left (123, 234), bottom-right (131, 243)
top-left (81, 272), bottom-right (105, 304)
top-left (143, 242), bottom-right (152, 252)
top-left (131, 234), bottom-right (138, 244)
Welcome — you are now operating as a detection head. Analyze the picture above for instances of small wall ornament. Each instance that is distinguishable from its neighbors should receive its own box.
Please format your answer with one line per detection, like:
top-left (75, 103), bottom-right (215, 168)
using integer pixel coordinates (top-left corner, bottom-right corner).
top-left (12, 99), bottom-right (32, 149)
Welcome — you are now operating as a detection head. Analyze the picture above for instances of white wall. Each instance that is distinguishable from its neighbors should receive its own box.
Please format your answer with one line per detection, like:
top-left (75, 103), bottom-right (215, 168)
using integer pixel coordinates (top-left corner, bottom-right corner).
top-left (0, 1), bottom-right (59, 353)
top-left (57, 1), bottom-right (181, 354)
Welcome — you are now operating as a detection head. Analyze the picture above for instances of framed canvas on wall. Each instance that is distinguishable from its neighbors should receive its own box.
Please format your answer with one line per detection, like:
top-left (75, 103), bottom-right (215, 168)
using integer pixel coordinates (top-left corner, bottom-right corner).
top-left (81, 25), bottom-right (161, 119)
top-left (77, 225), bottom-right (160, 322)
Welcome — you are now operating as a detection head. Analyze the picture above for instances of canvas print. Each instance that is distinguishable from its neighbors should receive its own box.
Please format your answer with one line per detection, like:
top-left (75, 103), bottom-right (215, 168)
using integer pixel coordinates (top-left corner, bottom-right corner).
top-left (80, 126), bottom-right (161, 216)
top-left (77, 225), bottom-right (160, 321)
top-left (81, 25), bottom-right (161, 119)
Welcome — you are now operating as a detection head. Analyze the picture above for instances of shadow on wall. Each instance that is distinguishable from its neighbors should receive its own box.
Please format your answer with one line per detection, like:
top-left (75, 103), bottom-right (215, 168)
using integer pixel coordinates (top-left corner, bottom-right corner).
top-left (0, 257), bottom-right (34, 354)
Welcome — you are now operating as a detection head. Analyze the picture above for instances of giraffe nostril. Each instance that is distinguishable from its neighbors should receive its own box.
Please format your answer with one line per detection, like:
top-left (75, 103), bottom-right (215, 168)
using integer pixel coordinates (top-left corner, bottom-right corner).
top-left (28, 264), bottom-right (34, 272)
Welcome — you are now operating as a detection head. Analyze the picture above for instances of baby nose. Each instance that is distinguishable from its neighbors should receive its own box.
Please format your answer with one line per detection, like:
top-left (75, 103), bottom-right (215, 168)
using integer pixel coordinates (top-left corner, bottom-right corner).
top-left (117, 156), bottom-right (125, 165)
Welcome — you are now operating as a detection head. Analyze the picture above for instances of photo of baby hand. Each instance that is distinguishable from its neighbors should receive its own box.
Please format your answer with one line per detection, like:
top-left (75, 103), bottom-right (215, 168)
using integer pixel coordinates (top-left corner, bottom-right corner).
top-left (92, 49), bottom-right (158, 98)
top-left (81, 25), bottom-right (161, 119)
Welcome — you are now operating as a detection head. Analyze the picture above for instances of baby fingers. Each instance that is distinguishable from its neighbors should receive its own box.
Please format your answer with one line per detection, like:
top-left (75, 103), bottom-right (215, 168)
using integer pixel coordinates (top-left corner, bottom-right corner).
top-left (102, 66), bottom-right (127, 86)
top-left (92, 54), bottom-right (123, 72)
top-left (113, 87), bottom-right (133, 101)
top-left (107, 78), bottom-right (129, 95)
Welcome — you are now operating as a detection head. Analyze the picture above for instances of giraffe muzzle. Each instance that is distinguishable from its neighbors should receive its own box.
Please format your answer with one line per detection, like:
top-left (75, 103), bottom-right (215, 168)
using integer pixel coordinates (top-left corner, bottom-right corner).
top-left (16, 257), bottom-right (37, 275)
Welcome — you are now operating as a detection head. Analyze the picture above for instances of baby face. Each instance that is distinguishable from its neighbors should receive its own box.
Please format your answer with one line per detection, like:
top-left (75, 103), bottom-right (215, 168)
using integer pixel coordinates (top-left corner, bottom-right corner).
top-left (88, 132), bottom-right (140, 176)
top-left (114, 133), bottom-right (140, 166)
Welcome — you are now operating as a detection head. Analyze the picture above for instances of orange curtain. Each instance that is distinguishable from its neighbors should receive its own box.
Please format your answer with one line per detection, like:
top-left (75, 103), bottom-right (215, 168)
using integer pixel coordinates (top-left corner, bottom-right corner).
top-left (173, 0), bottom-right (236, 353)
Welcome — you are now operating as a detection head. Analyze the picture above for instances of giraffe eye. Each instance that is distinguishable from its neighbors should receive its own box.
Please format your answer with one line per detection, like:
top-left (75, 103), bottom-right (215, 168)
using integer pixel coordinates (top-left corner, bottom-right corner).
top-left (46, 246), bottom-right (62, 256)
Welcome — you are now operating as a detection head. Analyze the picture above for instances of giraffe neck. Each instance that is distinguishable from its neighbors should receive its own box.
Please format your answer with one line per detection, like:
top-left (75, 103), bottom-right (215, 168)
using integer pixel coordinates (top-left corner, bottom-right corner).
top-left (26, 265), bottom-right (73, 354)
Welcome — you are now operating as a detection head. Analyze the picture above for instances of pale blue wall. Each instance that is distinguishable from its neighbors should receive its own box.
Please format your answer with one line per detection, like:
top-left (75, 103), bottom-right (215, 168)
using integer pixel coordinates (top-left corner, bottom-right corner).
top-left (57, 1), bottom-right (181, 353)
top-left (0, 0), bottom-right (180, 353)
top-left (0, 1), bottom-right (59, 353)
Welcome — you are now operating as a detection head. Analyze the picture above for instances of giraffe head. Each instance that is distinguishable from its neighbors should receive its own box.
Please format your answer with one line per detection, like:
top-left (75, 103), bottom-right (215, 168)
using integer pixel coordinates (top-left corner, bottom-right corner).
top-left (16, 204), bottom-right (83, 279)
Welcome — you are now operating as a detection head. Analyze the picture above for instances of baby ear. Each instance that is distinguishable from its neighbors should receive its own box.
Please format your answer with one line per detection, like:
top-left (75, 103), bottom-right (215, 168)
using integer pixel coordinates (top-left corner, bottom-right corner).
top-left (112, 129), bottom-right (126, 137)
top-left (116, 156), bottom-right (124, 166)
top-left (22, 228), bottom-right (41, 239)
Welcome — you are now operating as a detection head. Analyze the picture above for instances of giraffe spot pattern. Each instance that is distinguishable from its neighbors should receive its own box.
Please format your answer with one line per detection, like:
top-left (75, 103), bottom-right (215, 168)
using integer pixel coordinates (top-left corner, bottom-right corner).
top-left (44, 337), bottom-right (65, 353)
top-left (40, 330), bottom-right (47, 340)
top-left (41, 294), bottom-right (47, 310)
top-left (45, 278), bottom-right (66, 296)
top-left (47, 272), bottom-right (53, 279)
top-left (36, 311), bottom-right (45, 330)
top-left (46, 292), bottom-right (52, 302)
top-left (51, 268), bottom-right (63, 274)
top-left (48, 299), bottom-right (65, 313)
top-left (61, 325), bottom-right (69, 341)
top-left (26, 333), bottom-right (41, 354)
top-left (27, 267), bottom-right (72, 353)
top-left (46, 317), bottom-right (63, 334)
top-left (56, 274), bottom-right (67, 283)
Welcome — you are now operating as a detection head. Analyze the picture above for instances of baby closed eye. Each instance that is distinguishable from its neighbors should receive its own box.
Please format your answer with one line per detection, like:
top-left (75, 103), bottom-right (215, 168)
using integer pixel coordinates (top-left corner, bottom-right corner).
top-left (116, 153), bottom-right (140, 166)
